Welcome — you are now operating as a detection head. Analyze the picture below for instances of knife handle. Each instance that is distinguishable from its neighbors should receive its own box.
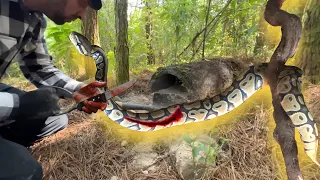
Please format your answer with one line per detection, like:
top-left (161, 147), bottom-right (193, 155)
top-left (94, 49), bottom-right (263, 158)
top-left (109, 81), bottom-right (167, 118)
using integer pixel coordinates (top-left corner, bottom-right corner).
top-left (76, 93), bottom-right (107, 111)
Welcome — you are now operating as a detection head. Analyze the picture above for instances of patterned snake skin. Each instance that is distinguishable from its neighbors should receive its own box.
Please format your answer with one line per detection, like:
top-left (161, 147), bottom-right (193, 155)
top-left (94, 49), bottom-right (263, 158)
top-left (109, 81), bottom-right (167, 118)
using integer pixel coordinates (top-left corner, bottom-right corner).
top-left (68, 31), bottom-right (319, 166)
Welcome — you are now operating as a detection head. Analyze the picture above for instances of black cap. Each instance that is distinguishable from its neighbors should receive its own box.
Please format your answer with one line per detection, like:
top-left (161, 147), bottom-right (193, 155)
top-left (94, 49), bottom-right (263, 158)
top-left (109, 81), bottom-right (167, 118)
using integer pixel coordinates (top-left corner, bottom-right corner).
top-left (88, 0), bottom-right (102, 10)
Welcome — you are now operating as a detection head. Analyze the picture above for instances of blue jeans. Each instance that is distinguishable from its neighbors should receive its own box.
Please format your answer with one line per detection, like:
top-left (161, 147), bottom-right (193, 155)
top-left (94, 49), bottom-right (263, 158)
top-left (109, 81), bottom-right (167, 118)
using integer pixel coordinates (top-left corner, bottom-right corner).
top-left (0, 83), bottom-right (69, 179)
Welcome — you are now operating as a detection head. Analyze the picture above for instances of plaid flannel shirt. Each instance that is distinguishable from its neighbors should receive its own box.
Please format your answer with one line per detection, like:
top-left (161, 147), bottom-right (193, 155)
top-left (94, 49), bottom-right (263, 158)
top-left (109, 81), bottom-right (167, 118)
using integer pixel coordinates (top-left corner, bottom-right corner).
top-left (0, 0), bottom-right (85, 125)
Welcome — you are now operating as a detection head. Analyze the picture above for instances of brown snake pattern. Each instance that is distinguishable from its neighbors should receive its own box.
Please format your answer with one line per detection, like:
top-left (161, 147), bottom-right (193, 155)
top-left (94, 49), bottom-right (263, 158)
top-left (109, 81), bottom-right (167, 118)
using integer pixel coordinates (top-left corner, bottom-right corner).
top-left (69, 31), bottom-right (319, 166)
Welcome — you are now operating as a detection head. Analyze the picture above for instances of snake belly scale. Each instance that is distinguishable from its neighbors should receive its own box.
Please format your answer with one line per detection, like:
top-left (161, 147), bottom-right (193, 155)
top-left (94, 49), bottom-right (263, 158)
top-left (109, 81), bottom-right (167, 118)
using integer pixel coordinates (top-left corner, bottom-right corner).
top-left (68, 31), bottom-right (319, 166)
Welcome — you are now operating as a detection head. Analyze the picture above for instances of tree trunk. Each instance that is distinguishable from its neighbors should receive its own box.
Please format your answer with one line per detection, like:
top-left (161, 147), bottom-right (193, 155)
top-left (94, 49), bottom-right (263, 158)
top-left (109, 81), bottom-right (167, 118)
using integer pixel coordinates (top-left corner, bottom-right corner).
top-left (296, 0), bottom-right (320, 84)
top-left (115, 0), bottom-right (130, 85)
top-left (81, 8), bottom-right (100, 80)
top-left (144, 1), bottom-right (155, 65)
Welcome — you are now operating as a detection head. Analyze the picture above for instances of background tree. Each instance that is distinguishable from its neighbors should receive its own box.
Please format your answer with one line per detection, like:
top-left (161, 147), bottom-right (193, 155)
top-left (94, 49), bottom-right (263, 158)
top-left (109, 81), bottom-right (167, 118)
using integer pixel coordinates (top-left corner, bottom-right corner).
top-left (143, 0), bottom-right (155, 65)
top-left (115, 0), bottom-right (130, 84)
top-left (82, 8), bottom-right (101, 80)
top-left (295, 0), bottom-right (320, 83)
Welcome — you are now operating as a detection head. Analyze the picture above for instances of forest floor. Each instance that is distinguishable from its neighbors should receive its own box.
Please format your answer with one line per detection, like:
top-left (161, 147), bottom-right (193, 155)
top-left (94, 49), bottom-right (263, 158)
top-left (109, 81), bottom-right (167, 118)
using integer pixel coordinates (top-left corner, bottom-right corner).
top-left (3, 70), bottom-right (320, 180)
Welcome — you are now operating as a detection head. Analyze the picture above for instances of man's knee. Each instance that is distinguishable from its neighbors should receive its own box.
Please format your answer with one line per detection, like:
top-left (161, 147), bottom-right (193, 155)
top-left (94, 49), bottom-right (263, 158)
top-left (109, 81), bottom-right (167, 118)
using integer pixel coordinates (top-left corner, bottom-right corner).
top-left (0, 137), bottom-right (43, 180)
top-left (17, 156), bottom-right (43, 180)
top-left (0, 114), bottom-right (69, 147)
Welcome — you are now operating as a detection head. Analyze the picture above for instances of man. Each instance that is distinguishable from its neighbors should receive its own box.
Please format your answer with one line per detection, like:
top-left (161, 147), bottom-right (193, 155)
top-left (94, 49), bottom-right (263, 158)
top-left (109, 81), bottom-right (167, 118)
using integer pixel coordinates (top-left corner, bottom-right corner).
top-left (0, 0), bottom-right (106, 179)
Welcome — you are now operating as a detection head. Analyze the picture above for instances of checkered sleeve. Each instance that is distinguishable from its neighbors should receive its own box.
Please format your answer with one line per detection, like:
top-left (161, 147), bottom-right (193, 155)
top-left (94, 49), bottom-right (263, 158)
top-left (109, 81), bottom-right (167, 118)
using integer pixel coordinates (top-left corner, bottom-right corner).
top-left (18, 18), bottom-right (85, 92)
top-left (0, 92), bottom-right (19, 124)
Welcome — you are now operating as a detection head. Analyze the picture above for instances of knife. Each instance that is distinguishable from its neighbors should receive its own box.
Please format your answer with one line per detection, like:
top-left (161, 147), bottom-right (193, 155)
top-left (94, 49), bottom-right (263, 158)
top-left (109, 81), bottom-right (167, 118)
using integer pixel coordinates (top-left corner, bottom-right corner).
top-left (53, 79), bottom-right (137, 115)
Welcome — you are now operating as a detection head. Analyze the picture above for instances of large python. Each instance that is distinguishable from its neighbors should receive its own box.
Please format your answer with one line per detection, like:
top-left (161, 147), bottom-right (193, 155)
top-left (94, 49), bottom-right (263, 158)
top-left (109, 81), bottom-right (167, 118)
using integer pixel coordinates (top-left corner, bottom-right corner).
top-left (68, 32), bottom-right (319, 166)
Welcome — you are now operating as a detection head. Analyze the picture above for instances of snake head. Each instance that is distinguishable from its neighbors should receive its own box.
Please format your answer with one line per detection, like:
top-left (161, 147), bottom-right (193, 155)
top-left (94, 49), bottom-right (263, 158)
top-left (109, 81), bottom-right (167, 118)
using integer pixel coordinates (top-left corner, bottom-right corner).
top-left (69, 31), bottom-right (94, 56)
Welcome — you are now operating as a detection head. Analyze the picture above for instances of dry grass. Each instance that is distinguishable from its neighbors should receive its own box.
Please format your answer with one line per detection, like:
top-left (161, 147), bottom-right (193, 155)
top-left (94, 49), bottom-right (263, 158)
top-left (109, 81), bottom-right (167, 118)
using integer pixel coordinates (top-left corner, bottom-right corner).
top-left (7, 72), bottom-right (320, 180)
top-left (30, 104), bottom-right (278, 180)
top-left (201, 105), bottom-right (278, 180)
top-left (32, 120), bottom-right (130, 180)
top-left (31, 119), bottom-right (181, 180)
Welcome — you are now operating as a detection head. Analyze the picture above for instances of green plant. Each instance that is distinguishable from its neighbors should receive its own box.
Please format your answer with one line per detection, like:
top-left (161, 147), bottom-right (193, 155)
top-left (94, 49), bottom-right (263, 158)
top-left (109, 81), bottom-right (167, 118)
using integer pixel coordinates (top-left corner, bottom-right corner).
top-left (182, 133), bottom-right (230, 179)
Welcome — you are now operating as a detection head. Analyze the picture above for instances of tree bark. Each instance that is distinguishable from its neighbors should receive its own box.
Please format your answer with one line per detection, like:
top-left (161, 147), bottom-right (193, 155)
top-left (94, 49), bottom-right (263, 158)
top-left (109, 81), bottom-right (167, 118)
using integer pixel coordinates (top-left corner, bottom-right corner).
top-left (115, 0), bottom-right (130, 85)
top-left (263, 0), bottom-right (303, 179)
top-left (144, 1), bottom-right (155, 65)
top-left (296, 0), bottom-right (320, 84)
top-left (81, 8), bottom-right (100, 80)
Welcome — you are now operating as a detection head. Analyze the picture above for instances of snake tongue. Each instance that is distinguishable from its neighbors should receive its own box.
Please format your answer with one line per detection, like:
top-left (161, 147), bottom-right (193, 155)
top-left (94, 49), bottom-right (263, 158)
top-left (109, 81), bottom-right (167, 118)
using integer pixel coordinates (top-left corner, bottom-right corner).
top-left (104, 79), bottom-right (138, 99)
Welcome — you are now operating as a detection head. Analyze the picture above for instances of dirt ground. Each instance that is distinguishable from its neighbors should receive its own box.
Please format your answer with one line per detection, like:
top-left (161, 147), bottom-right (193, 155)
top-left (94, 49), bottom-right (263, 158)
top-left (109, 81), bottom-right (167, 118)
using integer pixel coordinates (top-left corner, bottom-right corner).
top-left (4, 70), bottom-right (320, 180)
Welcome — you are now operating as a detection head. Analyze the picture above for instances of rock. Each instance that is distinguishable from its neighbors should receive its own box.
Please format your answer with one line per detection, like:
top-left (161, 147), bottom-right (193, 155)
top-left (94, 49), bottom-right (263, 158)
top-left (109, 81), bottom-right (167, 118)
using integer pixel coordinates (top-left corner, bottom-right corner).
top-left (147, 165), bottom-right (157, 171)
top-left (169, 140), bottom-right (206, 180)
top-left (152, 89), bottom-right (189, 107)
top-left (169, 134), bottom-right (226, 180)
top-left (131, 143), bottom-right (154, 153)
top-left (121, 140), bottom-right (128, 147)
top-left (110, 176), bottom-right (119, 180)
top-left (130, 152), bottom-right (158, 170)
top-left (129, 143), bottom-right (160, 170)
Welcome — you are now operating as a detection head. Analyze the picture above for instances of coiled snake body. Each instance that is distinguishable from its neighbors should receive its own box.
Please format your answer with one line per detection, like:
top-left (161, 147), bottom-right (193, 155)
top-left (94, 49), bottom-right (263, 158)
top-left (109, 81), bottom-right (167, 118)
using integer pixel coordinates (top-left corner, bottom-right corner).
top-left (69, 32), bottom-right (319, 166)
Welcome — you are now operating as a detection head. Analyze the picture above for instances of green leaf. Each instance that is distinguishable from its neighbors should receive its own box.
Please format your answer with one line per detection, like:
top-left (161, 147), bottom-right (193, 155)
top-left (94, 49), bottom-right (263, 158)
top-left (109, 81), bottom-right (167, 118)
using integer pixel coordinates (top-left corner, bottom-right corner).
top-left (182, 134), bottom-right (193, 144)
top-left (192, 147), bottom-right (200, 158)
top-left (245, 26), bottom-right (257, 36)
top-left (134, 26), bottom-right (141, 34)
top-left (219, 137), bottom-right (231, 145)
top-left (196, 142), bottom-right (207, 151)
top-left (198, 157), bottom-right (206, 163)
top-left (231, 0), bottom-right (237, 9)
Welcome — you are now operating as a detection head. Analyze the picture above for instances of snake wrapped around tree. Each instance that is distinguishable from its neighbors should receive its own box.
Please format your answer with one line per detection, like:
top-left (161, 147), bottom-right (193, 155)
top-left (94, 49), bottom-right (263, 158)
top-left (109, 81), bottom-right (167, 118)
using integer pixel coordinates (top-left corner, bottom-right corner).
top-left (68, 31), bottom-right (319, 166)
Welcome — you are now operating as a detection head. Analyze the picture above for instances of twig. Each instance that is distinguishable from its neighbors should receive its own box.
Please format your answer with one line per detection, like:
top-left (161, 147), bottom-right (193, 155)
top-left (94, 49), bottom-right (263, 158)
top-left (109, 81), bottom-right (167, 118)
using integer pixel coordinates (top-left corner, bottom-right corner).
top-left (190, 19), bottom-right (220, 61)
top-left (142, 153), bottom-right (171, 171)
top-left (178, 0), bottom-right (232, 58)
top-left (202, 0), bottom-right (212, 58)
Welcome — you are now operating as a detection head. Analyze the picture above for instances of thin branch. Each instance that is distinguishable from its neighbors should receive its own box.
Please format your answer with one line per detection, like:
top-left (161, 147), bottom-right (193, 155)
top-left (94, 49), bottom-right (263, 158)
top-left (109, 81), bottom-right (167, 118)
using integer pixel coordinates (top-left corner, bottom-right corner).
top-left (178, 0), bottom-right (232, 58)
top-left (202, 0), bottom-right (212, 58)
top-left (190, 19), bottom-right (220, 61)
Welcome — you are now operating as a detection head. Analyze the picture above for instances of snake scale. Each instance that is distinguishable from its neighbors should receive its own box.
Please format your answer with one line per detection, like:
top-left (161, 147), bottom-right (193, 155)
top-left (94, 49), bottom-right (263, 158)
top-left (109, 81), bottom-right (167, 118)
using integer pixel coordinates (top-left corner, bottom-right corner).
top-left (69, 31), bottom-right (319, 166)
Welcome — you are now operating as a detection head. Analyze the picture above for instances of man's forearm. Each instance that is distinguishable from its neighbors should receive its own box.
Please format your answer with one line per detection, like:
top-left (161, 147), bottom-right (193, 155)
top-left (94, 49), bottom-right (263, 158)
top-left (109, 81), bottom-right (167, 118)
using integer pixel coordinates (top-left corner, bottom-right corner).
top-left (19, 55), bottom-right (85, 92)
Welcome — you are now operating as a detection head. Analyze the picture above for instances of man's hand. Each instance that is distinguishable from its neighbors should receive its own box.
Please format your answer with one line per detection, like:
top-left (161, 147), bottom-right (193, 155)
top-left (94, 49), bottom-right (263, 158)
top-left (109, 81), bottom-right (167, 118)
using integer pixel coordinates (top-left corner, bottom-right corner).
top-left (73, 81), bottom-right (108, 114)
